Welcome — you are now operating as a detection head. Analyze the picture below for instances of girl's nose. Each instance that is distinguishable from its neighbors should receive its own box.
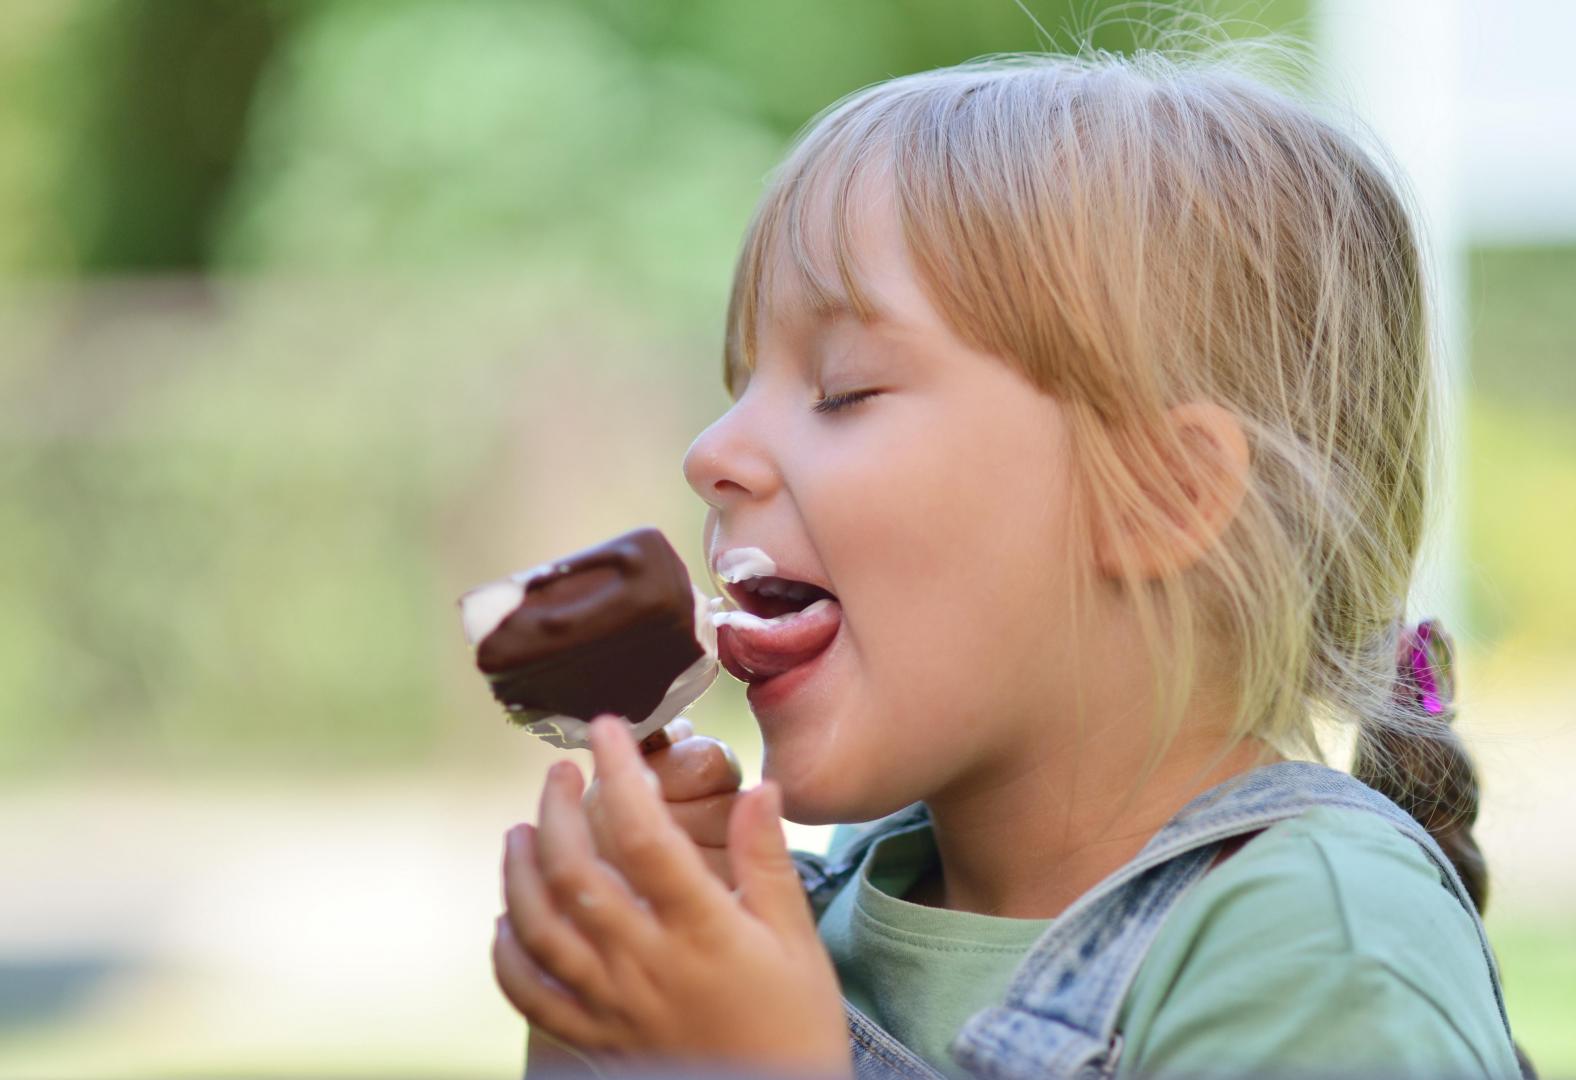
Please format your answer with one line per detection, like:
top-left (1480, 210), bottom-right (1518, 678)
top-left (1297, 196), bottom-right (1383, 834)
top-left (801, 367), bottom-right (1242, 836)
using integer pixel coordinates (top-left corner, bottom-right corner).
top-left (682, 405), bottom-right (778, 510)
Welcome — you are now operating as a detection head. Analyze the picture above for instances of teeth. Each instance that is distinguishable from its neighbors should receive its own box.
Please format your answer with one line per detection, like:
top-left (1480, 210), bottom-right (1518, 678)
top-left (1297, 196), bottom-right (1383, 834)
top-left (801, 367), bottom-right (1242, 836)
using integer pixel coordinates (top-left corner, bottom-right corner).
top-left (746, 579), bottom-right (815, 601)
top-left (712, 597), bottom-right (832, 630)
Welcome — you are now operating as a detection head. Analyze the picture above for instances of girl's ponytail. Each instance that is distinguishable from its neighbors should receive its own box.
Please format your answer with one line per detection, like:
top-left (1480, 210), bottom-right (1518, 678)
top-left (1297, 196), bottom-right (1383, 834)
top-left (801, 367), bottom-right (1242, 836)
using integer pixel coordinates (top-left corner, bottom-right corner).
top-left (1353, 620), bottom-right (1539, 1079)
top-left (1351, 620), bottom-right (1488, 910)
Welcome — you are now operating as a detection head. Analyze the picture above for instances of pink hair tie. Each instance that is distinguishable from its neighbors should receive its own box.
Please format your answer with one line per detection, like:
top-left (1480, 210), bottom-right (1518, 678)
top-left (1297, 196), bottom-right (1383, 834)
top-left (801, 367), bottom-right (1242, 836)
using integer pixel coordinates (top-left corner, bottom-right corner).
top-left (1396, 618), bottom-right (1455, 718)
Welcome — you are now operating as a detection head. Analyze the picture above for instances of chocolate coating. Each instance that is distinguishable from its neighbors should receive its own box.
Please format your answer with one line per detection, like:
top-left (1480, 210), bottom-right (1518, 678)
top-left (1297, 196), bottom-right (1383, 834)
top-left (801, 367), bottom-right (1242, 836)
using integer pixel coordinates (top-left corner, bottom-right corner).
top-left (474, 527), bottom-right (705, 725)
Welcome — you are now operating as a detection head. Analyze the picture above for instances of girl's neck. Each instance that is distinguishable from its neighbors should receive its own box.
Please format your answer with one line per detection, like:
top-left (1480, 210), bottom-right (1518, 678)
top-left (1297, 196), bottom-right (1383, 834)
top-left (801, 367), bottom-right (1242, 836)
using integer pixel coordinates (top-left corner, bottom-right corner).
top-left (910, 733), bottom-right (1282, 919)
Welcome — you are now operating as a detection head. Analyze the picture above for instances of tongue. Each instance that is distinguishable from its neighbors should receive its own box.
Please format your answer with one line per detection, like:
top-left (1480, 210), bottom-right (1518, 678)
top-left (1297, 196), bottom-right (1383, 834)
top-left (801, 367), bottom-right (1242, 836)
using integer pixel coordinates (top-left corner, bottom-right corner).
top-left (714, 598), bottom-right (841, 681)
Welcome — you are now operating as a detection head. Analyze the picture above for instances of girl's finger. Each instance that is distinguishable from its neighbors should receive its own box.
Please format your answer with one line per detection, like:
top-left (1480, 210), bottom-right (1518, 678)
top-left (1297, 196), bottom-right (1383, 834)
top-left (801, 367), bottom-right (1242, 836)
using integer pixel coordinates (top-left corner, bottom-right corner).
top-left (642, 734), bottom-right (744, 801)
top-left (727, 781), bottom-right (818, 939)
top-left (696, 844), bottom-right (736, 889)
top-left (664, 791), bottom-right (737, 847)
top-left (536, 758), bottom-right (661, 956)
top-left (502, 824), bottom-right (619, 1006)
top-left (492, 913), bottom-right (612, 1051)
top-left (588, 716), bottom-right (733, 923)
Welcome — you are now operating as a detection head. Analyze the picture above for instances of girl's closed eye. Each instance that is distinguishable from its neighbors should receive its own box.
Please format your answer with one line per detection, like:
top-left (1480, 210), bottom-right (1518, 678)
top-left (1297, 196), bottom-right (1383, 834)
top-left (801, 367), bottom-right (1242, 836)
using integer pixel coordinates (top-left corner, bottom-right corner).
top-left (812, 388), bottom-right (881, 415)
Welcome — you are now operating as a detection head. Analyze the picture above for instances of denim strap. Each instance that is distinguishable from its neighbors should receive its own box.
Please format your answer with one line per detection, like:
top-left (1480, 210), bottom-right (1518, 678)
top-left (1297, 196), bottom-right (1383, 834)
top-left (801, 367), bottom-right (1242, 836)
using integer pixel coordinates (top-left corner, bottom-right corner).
top-left (791, 801), bottom-right (931, 922)
top-left (791, 761), bottom-right (1510, 1080)
top-left (951, 762), bottom-right (1510, 1079)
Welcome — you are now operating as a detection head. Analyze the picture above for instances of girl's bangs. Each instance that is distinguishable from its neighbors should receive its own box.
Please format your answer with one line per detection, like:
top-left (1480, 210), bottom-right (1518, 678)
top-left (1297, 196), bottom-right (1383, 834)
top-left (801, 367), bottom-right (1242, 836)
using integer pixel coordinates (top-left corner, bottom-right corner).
top-left (723, 102), bottom-right (907, 395)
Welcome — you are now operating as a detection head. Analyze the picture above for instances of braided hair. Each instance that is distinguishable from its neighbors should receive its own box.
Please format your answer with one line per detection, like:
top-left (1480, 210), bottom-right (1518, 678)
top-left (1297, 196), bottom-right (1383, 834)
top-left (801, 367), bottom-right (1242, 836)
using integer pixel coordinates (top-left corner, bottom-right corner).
top-left (1352, 619), bottom-right (1537, 1079)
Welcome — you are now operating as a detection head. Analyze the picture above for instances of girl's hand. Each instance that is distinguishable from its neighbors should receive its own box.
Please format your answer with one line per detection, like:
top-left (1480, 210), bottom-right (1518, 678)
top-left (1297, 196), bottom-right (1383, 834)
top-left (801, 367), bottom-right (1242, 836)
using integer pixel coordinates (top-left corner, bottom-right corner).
top-left (586, 717), bottom-right (744, 888)
top-left (494, 715), bottom-right (852, 1078)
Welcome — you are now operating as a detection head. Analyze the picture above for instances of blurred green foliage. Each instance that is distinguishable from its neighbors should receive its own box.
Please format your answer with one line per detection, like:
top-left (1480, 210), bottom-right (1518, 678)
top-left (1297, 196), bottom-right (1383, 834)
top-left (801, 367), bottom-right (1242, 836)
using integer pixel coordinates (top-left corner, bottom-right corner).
top-left (3, 0), bottom-right (1309, 314)
top-left (0, 285), bottom-right (482, 771)
top-left (0, 0), bottom-right (1312, 773)
top-left (217, 0), bottom-right (780, 323)
top-left (1486, 912), bottom-right (1576, 1076)
top-left (57, 1), bottom-right (284, 271)
top-left (1, 0), bottom-right (1570, 757)
top-left (1464, 247), bottom-right (1576, 655)
top-left (1468, 247), bottom-right (1576, 410)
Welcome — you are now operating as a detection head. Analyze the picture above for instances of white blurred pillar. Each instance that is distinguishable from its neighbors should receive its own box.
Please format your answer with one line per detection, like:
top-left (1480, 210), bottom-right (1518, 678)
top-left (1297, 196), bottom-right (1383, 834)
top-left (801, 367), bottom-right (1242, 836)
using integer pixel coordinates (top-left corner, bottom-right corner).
top-left (1315, 0), bottom-right (1466, 629)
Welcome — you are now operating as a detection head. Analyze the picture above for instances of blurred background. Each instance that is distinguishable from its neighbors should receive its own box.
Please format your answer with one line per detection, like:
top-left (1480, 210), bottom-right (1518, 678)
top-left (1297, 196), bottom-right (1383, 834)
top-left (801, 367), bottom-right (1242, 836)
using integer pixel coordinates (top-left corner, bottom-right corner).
top-left (1, 1), bottom-right (1571, 1076)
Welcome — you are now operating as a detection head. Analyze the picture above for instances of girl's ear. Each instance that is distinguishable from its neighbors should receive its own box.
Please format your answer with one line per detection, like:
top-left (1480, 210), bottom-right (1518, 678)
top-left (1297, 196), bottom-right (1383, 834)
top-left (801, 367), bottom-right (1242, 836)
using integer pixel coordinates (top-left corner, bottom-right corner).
top-left (1094, 401), bottom-right (1251, 581)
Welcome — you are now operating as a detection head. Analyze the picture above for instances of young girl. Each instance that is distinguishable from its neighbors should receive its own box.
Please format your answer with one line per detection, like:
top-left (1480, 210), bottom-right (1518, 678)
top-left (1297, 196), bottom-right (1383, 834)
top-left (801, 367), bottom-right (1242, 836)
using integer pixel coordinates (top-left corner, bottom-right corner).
top-left (492, 46), bottom-right (1534, 1080)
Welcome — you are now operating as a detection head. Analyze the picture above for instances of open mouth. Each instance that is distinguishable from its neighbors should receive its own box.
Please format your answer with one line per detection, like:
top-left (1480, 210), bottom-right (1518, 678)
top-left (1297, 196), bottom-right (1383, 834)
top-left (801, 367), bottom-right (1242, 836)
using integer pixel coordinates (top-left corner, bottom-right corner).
top-left (722, 575), bottom-right (837, 619)
top-left (715, 575), bottom-right (842, 685)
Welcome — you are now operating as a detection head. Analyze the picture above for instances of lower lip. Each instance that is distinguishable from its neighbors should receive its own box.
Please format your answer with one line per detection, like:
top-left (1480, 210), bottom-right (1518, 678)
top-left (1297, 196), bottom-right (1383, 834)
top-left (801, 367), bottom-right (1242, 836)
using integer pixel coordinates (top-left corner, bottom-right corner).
top-left (744, 622), bottom-right (842, 713)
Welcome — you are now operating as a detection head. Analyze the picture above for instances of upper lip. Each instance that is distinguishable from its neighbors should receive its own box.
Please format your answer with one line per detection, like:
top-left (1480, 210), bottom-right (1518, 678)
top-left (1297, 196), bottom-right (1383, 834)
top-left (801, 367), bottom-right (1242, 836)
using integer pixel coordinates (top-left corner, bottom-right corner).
top-left (709, 545), bottom-right (837, 599)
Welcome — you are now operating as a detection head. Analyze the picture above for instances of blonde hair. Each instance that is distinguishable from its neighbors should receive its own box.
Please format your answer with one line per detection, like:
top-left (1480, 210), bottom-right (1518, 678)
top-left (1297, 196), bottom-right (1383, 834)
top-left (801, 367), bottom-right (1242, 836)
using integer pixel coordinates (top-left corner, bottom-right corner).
top-left (721, 43), bottom-right (1486, 889)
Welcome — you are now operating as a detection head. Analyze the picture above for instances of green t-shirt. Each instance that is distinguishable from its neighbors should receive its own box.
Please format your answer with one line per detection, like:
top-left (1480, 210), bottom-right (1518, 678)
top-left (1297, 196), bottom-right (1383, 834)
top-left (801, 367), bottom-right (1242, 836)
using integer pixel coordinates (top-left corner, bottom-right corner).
top-left (819, 806), bottom-right (1520, 1079)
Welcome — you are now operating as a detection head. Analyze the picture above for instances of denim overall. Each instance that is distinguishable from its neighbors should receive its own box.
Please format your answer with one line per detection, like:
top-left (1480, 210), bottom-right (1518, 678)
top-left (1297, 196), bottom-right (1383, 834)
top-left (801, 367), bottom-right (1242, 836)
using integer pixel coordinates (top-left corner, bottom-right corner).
top-left (789, 761), bottom-right (1515, 1080)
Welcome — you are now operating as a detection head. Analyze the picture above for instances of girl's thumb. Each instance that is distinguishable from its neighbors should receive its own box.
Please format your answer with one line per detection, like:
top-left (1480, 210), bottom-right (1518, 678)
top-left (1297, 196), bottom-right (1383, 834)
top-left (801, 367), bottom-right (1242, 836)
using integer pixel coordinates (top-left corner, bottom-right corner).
top-left (727, 781), bottom-right (814, 936)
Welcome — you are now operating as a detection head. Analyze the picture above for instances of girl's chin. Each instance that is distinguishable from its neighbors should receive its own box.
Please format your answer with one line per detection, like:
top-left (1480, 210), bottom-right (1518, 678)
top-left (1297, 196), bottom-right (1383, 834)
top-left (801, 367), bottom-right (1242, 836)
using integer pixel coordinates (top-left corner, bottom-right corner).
top-left (765, 749), bottom-right (918, 828)
top-left (762, 748), bottom-right (862, 826)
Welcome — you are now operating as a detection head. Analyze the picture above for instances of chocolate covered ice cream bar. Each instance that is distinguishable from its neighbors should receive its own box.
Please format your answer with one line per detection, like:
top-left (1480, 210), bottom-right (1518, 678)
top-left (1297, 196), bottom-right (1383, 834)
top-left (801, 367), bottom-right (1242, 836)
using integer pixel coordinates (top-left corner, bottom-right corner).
top-left (458, 527), bottom-right (720, 750)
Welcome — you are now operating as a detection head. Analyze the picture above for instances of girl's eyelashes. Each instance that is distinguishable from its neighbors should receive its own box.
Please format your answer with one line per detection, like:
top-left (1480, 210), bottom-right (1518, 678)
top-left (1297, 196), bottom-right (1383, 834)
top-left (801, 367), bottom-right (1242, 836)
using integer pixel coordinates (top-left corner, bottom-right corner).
top-left (812, 389), bottom-right (881, 415)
